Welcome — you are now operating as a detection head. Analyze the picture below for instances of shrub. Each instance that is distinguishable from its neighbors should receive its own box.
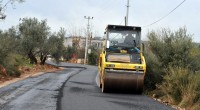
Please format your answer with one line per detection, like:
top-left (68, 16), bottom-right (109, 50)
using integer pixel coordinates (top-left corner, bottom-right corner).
top-left (158, 67), bottom-right (200, 109)
top-left (6, 66), bottom-right (21, 77)
top-left (64, 46), bottom-right (76, 61)
top-left (3, 54), bottom-right (23, 77)
top-left (0, 28), bottom-right (22, 77)
top-left (88, 46), bottom-right (98, 65)
top-left (88, 52), bottom-right (98, 65)
top-left (147, 28), bottom-right (194, 68)
top-left (144, 49), bottom-right (163, 91)
top-left (0, 65), bottom-right (8, 76)
top-left (145, 27), bottom-right (200, 109)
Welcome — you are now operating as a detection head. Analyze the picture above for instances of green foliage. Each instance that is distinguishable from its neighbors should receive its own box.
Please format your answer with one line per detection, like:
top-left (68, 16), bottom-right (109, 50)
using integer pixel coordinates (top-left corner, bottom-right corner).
top-left (0, 27), bottom-right (22, 77)
top-left (0, 27), bottom-right (19, 63)
top-left (64, 46), bottom-right (76, 61)
top-left (77, 48), bottom-right (85, 59)
top-left (145, 27), bottom-right (200, 109)
top-left (148, 28), bottom-right (194, 68)
top-left (37, 27), bottom-right (66, 64)
top-left (0, 54), bottom-right (23, 77)
top-left (0, 17), bottom-right (66, 77)
top-left (19, 18), bottom-right (65, 65)
top-left (6, 65), bottom-right (21, 77)
top-left (145, 27), bottom-right (200, 90)
top-left (19, 17), bottom-right (50, 64)
top-left (88, 46), bottom-right (98, 65)
top-left (144, 49), bottom-right (163, 91)
top-left (50, 28), bottom-right (66, 63)
top-left (158, 67), bottom-right (200, 108)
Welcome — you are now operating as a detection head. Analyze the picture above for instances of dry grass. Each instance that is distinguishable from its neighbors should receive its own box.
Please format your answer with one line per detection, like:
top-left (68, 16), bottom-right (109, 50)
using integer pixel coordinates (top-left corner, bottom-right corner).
top-left (0, 64), bottom-right (60, 85)
top-left (157, 67), bottom-right (200, 110)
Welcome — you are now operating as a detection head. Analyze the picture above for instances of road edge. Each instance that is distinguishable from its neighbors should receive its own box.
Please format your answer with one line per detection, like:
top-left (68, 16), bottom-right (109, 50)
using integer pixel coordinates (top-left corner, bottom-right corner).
top-left (56, 66), bottom-right (87, 110)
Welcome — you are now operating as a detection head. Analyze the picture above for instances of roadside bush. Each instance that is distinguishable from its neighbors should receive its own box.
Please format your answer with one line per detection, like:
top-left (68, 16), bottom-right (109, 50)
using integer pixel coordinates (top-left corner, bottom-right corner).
top-left (147, 28), bottom-right (194, 68)
top-left (88, 52), bottom-right (98, 65)
top-left (191, 103), bottom-right (200, 110)
top-left (0, 65), bottom-right (7, 76)
top-left (158, 67), bottom-right (200, 109)
top-left (145, 27), bottom-right (200, 109)
top-left (3, 54), bottom-right (24, 77)
top-left (6, 66), bottom-right (21, 77)
top-left (77, 48), bottom-right (85, 59)
top-left (88, 46), bottom-right (98, 65)
top-left (144, 49), bottom-right (163, 91)
top-left (0, 28), bottom-right (22, 77)
top-left (64, 46), bottom-right (76, 61)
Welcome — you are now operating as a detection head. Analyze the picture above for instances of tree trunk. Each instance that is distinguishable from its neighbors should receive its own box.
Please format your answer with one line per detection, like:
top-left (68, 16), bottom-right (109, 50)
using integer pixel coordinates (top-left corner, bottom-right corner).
top-left (40, 56), bottom-right (46, 65)
top-left (40, 53), bottom-right (47, 65)
top-left (28, 51), bottom-right (37, 64)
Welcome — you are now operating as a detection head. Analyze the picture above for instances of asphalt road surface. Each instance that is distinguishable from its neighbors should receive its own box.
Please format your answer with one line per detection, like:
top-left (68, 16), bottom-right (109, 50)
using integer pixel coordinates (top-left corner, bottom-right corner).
top-left (60, 63), bottom-right (174, 110)
top-left (0, 62), bottom-right (174, 110)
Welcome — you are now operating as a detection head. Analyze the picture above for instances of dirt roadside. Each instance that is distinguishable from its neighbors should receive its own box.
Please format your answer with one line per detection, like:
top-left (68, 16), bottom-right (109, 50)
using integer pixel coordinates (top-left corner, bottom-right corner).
top-left (0, 64), bottom-right (63, 88)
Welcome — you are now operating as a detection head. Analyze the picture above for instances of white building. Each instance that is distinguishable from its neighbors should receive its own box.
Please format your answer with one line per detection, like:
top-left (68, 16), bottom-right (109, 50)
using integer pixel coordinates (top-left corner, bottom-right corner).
top-left (64, 36), bottom-right (103, 49)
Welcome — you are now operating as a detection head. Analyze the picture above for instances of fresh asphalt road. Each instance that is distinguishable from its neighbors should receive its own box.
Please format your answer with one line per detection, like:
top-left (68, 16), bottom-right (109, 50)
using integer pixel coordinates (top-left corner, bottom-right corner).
top-left (0, 68), bottom-right (81, 110)
top-left (0, 62), bottom-right (174, 110)
top-left (59, 63), bottom-right (174, 110)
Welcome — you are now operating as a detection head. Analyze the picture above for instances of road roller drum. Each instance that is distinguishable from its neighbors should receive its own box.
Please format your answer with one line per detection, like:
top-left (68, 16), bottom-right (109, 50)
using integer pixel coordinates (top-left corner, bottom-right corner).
top-left (102, 69), bottom-right (145, 93)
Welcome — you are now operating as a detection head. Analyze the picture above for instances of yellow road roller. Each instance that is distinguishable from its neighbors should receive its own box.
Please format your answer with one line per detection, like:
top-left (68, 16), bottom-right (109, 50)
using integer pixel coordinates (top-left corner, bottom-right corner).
top-left (98, 25), bottom-right (146, 93)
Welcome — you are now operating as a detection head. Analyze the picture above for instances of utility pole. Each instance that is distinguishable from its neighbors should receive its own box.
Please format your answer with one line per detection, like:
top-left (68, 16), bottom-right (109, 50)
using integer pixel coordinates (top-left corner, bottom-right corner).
top-left (89, 32), bottom-right (92, 47)
top-left (125, 0), bottom-right (130, 26)
top-left (84, 16), bottom-right (93, 64)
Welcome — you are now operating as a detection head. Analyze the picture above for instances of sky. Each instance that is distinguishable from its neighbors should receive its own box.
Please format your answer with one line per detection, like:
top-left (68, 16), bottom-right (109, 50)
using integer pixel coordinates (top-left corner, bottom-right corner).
top-left (0, 0), bottom-right (200, 42)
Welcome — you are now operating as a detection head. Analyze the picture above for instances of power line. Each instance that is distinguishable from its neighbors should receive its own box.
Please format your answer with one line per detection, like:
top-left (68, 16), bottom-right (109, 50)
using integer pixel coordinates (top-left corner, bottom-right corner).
top-left (143, 0), bottom-right (186, 28)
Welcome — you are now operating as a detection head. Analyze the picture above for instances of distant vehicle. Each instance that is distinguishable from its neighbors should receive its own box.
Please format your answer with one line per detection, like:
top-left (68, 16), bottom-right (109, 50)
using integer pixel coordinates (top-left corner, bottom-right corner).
top-left (47, 55), bottom-right (52, 61)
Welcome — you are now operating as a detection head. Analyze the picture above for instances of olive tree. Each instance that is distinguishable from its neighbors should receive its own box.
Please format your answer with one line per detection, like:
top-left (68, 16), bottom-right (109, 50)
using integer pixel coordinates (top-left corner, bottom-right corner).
top-left (40, 28), bottom-right (66, 64)
top-left (19, 17), bottom-right (50, 64)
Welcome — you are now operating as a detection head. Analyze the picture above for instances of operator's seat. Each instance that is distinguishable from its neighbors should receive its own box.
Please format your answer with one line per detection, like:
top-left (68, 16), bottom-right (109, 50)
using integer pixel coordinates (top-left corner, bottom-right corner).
top-left (124, 34), bottom-right (135, 46)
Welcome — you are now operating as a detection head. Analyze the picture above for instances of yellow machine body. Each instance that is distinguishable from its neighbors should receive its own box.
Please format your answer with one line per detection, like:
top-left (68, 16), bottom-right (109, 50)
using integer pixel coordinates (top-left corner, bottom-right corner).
top-left (98, 25), bottom-right (146, 93)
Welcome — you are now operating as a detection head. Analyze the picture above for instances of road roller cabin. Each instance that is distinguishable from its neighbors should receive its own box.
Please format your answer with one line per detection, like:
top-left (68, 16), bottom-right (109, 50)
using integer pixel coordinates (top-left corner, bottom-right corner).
top-left (98, 25), bottom-right (146, 93)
